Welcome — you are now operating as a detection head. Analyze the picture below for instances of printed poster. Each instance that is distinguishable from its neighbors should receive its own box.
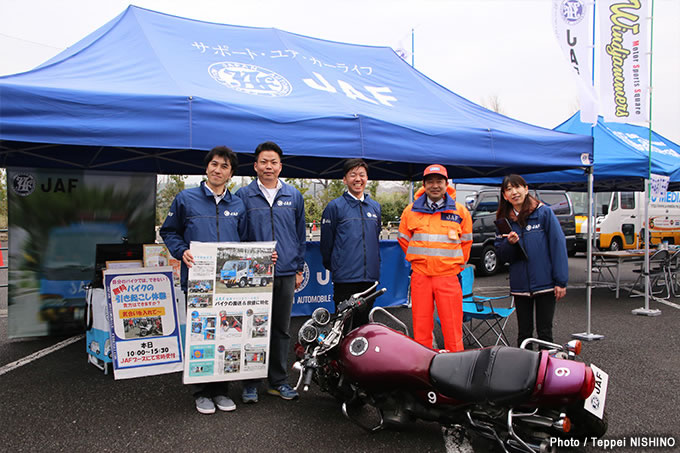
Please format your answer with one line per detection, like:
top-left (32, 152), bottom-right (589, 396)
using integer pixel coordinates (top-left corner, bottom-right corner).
top-left (104, 266), bottom-right (183, 380)
top-left (143, 244), bottom-right (181, 287)
top-left (6, 167), bottom-right (155, 338)
top-left (183, 241), bottom-right (276, 384)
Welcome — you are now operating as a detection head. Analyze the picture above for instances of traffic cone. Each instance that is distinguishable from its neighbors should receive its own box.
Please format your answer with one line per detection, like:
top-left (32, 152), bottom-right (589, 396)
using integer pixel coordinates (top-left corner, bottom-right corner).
top-left (312, 221), bottom-right (317, 231)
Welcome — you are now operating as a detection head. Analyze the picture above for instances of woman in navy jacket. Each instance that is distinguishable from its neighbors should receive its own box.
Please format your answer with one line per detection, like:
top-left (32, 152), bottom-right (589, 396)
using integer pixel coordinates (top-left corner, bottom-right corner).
top-left (494, 174), bottom-right (568, 347)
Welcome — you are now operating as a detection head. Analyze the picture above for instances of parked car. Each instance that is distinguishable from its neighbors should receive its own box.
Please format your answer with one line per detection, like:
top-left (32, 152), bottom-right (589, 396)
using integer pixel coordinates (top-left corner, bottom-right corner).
top-left (455, 185), bottom-right (576, 276)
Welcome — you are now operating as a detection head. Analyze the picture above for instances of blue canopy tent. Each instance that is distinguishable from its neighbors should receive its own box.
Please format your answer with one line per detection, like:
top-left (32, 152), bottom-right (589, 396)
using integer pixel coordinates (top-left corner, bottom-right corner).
top-left (457, 112), bottom-right (680, 336)
top-left (459, 113), bottom-right (680, 191)
top-left (0, 6), bottom-right (592, 180)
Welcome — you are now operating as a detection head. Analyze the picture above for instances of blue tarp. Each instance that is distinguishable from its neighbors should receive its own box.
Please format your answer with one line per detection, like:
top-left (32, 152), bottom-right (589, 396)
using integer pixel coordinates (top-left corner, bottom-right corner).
top-left (459, 113), bottom-right (680, 191)
top-left (0, 6), bottom-right (591, 180)
top-left (292, 241), bottom-right (409, 316)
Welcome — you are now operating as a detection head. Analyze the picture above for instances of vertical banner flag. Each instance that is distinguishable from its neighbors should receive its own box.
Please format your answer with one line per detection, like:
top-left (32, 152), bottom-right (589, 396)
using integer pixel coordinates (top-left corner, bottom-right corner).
top-left (598, 0), bottom-right (651, 123)
top-left (552, 0), bottom-right (598, 124)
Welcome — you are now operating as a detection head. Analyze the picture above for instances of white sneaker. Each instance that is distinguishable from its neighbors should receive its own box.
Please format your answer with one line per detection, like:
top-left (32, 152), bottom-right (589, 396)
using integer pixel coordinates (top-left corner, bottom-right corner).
top-left (213, 395), bottom-right (236, 411)
top-left (195, 396), bottom-right (216, 414)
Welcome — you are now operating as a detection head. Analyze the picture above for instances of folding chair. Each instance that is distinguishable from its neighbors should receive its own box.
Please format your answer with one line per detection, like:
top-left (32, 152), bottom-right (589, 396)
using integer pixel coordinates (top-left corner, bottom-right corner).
top-left (435, 266), bottom-right (515, 348)
top-left (665, 249), bottom-right (680, 297)
top-left (628, 249), bottom-right (670, 298)
top-left (592, 254), bottom-right (617, 287)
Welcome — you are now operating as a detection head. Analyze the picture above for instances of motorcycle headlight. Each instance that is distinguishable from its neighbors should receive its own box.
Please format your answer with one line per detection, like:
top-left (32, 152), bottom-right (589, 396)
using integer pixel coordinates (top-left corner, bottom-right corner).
top-left (298, 320), bottom-right (319, 344)
top-left (311, 307), bottom-right (331, 326)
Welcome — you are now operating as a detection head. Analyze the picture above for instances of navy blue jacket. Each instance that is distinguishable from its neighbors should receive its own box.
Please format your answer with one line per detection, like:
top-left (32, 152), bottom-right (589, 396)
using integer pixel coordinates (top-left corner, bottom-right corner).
top-left (320, 192), bottom-right (381, 283)
top-left (235, 180), bottom-right (306, 276)
top-left (495, 204), bottom-right (568, 295)
top-left (160, 182), bottom-right (247, 290)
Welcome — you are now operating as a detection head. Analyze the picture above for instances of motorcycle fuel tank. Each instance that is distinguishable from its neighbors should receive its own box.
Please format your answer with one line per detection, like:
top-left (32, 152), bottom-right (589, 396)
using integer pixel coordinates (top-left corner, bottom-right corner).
top-left (340, 324), bottom-right (437, 390)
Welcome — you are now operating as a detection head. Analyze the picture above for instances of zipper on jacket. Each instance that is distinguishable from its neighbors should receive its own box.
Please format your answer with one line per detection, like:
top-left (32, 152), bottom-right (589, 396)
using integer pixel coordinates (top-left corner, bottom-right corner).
top-left (520, 225), bottom-right (533, 295)
top-left (215, 202), bottom-right (220, 242)
top-left (359, 202), bottom-right (367, 279)
top-left (270, 205), bottom-right (275, 241)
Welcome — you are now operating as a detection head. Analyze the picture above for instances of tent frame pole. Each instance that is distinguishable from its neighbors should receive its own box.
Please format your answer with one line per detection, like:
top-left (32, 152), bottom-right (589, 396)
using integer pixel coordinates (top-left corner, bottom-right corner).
top-left (573, 166), bottom-right (604, 341)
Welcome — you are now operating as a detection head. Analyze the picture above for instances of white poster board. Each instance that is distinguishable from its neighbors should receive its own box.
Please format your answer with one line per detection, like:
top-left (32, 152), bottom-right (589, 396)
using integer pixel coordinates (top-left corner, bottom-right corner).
top-left (183, 241), bottom-right (276, 385)
top-left (104, 266), bottom-right (183, 380)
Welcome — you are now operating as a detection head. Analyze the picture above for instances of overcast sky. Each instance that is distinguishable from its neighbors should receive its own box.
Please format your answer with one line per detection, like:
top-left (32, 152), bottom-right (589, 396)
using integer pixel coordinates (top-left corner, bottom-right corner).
top-left (1, 0), bottom-right (678, 147)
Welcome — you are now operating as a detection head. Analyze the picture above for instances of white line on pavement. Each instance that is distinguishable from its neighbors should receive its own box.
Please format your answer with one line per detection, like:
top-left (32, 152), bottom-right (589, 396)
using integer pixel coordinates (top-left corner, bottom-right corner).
top-left (0, 334), bottom-right (84, 377)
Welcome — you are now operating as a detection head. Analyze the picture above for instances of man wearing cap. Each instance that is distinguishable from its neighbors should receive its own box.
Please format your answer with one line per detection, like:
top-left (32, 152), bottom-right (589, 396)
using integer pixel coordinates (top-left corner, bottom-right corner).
top-left (398, 164), bottom-right (472, 352)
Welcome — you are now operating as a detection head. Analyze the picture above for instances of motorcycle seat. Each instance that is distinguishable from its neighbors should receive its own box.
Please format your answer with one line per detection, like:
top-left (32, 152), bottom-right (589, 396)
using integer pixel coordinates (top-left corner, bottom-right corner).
top-left (429, 346), bottom-right (540, 405)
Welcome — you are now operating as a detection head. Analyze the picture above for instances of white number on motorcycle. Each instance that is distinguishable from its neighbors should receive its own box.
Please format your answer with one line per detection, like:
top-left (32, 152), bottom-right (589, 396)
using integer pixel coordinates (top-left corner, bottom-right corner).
top-left (554, 367), bottom-right (570, 377)
top-left (427, 391), bottom-right (437, 404)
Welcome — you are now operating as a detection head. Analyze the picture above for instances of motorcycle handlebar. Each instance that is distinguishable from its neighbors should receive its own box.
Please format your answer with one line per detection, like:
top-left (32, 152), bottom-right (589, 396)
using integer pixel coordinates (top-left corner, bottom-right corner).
top-left (302, 367), bottom-right (314, 392)
top-left (356, 288), bottom-right (387, 307)
top-left (337, 287), bottom-right (387, 314)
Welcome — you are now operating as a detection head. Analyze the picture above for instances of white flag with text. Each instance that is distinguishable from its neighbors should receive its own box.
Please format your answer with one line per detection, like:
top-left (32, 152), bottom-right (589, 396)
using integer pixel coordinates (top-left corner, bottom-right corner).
top-left (552, 0), bottom-right (598, 124)
top-left (598, 0), bottom-right (651, 123)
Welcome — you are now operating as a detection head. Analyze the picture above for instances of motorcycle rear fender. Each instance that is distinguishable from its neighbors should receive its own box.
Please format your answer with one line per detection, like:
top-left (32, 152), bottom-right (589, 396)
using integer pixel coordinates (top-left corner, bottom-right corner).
top-left (534, 352), bottom-right (588, 404)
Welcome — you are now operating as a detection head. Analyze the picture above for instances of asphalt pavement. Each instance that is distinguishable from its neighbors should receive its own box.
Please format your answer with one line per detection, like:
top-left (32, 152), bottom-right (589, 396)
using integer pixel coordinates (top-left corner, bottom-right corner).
top-left (0, 255), bottom-right (678, 452)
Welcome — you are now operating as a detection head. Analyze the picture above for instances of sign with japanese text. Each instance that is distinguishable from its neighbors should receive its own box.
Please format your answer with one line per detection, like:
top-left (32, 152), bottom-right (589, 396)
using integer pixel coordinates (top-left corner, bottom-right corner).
top-left (183, 241), bottom-right (276, 385)
top-left (104, 267), bottom-right (183, 380)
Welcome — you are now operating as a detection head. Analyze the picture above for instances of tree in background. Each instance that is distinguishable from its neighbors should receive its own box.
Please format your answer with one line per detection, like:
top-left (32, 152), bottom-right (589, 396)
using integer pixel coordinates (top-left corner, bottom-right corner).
top-left (155, 175), bottom-right (239, 226)
top-left (481, 94), bottom-right (504, 115)
top-left (156, 175), bottom-right (187, 226)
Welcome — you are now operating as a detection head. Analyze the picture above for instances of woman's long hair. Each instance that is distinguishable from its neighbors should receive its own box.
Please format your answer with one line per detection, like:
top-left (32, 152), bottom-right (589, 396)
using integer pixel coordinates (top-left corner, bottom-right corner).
top-left (496, 174), bottom-right (538, 227)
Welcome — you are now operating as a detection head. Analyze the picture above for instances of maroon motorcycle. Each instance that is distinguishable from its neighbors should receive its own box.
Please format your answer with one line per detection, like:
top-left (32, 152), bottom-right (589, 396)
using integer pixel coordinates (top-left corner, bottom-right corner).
top-left (293, 283), bottom-right (608, 453)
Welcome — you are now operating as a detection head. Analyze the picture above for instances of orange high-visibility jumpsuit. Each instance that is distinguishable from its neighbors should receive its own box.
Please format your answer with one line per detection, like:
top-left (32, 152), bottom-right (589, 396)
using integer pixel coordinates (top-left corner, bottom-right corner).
top-left (398, 186), bottom-right (472, 351)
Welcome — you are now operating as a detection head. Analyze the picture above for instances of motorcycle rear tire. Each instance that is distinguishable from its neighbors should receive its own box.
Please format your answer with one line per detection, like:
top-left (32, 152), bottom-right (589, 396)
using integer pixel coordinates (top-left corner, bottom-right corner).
top-left (565, 406), bottom-right (608, 439)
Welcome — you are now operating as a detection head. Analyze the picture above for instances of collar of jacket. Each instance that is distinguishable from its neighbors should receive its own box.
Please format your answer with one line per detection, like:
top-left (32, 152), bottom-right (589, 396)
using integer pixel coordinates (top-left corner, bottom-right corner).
top-left (200, 180), bottom-right (232, 202)
top-left (342, 191), bottom-right (370, 205)
top-left (245, 178), bottom-right (292, 200)
top-left (411, 191), bottom-right (456, 213)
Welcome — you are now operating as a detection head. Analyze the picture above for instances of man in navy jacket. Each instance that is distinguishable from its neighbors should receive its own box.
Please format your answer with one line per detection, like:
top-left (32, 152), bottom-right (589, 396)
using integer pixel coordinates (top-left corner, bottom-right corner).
top-left (320, 159), bottom-right (381, 327)
top-left (236, 141), bottom-right (306, 403)
top-left (160, 146), bottom-right (246, 415)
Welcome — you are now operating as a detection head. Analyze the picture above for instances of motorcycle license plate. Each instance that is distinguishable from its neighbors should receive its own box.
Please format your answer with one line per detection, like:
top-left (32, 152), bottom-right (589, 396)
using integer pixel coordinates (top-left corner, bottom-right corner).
top-left (584, 364), bottom-right (608, 419)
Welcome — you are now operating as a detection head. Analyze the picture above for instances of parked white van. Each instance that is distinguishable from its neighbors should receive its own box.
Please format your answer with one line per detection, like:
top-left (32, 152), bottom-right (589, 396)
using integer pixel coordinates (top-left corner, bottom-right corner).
top-left (596, 191), bottom-right (680, 250)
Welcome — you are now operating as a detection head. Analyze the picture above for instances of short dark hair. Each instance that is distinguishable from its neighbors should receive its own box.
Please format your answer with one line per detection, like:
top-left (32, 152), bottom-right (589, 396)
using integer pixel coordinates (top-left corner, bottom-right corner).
top-left (254, 141), bottom-right (283, 160)
top-left (204, 146), bottom-right (239, 175)
top-left (343, 158), bottom-right (368, 176)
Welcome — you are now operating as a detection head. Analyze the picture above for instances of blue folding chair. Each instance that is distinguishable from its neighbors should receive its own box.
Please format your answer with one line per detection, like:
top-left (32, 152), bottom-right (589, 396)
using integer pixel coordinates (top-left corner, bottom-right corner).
top-left (458, 266), bottom-right (515, 348)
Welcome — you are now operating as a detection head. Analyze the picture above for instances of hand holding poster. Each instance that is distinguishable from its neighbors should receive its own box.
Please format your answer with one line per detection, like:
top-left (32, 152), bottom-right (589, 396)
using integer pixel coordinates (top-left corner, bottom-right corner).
top-left (104, 266), bottom-right (183, 379)
top-left (183, 241), bottom-right (276, 385)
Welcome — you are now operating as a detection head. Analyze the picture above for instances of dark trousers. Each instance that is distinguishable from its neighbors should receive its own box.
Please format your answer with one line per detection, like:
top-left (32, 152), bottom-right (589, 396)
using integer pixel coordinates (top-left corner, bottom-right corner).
top-left (268, 275), bottom-right (296, 386)
top-left (333, 281), bottom-right (375, 328)
top-left (514, 291), bottom-right (556, 348)
top-left (245, 275), bottom-right (296, 389)
top-left (192, 382), bottom-right (229, 399)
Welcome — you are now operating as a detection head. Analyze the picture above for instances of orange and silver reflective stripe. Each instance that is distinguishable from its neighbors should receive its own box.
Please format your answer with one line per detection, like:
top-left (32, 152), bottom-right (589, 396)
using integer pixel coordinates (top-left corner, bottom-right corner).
top-left (405, 246), bottom-right (463, 258)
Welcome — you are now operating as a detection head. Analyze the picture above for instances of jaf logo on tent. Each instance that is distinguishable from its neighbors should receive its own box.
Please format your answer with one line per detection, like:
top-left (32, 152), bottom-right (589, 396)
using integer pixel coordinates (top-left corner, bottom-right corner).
top-left (558, 0), bottom-right (586, 25)
top-left (12, 173), bottom-right (36, 196)
top-left (209, 62), bottom-right (292, 97)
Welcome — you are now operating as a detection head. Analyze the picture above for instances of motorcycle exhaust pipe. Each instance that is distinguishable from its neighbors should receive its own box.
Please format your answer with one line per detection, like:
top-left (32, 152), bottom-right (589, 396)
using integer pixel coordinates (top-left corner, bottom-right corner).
top-left (507, 438), bottom-right (555, 453)
top-left (516, 412), bottom-right (571, 432)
